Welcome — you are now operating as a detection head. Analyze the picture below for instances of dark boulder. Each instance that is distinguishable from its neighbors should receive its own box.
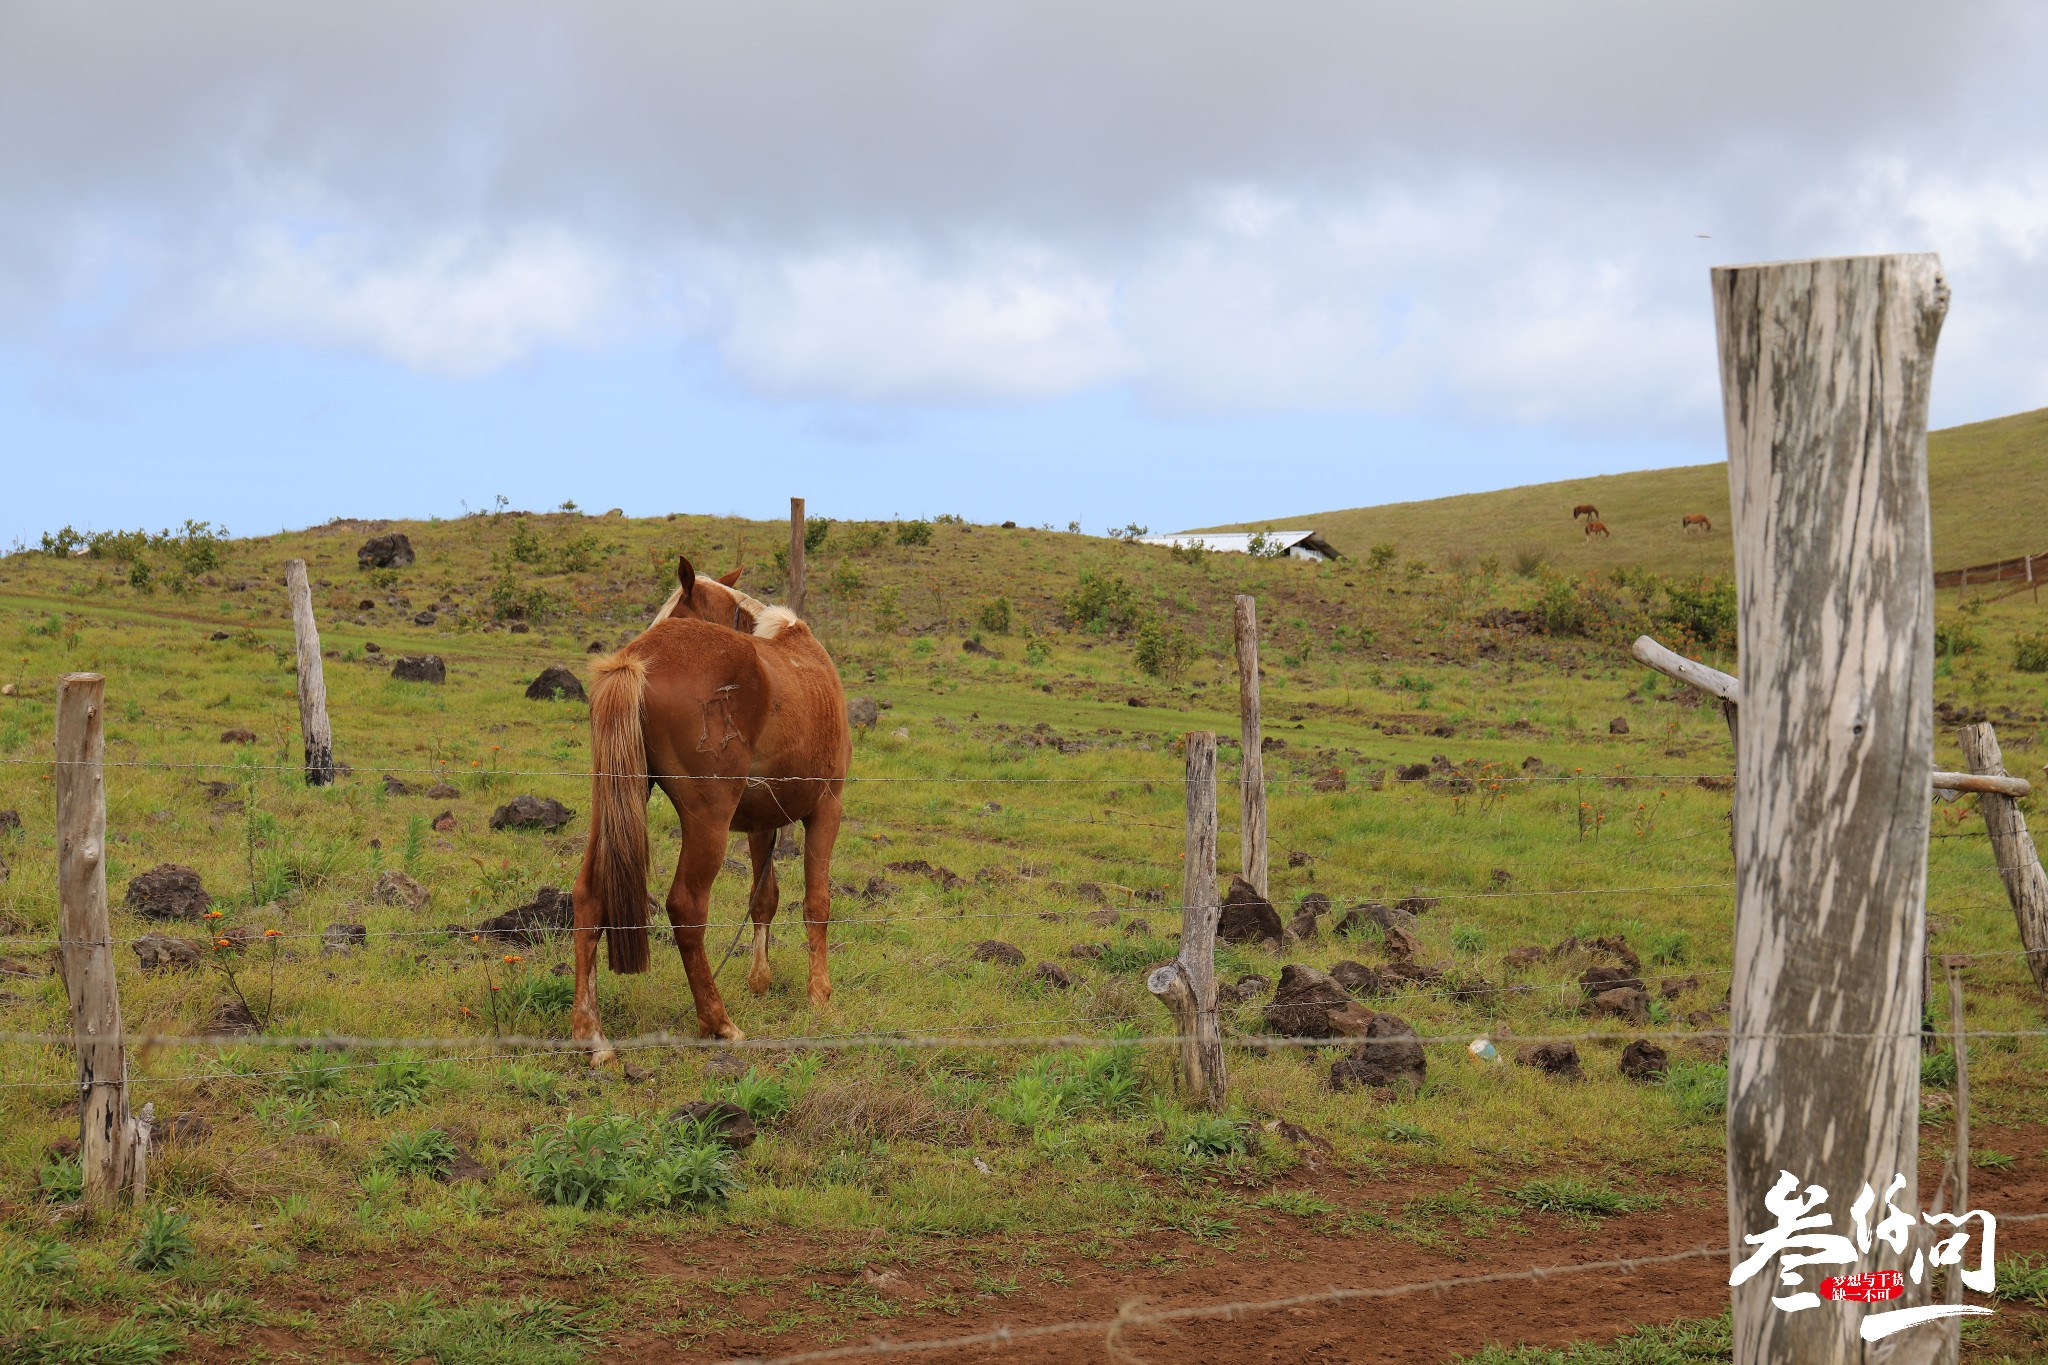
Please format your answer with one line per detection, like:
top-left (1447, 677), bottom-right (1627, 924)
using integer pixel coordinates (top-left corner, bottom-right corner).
top-left (133, 934), bottom-right (204, 972)
top-left (847, 696), bottom-right (881, 729)
top-left (1033, 961), bottom-right (1077, 990)
top-left (1580, 965), bottom-right (1646, 996)
top-left (126, 864), bottom-right (212, 921)
top-left (972, 940), bottom-right (1025, 966)
top-left (1589, 986), bottom-right (1651, 1026)
top-left (391, 655), bottom-right (446, 684)
top-left (525, 666), bottom-right (586, 703)
top-left (1217, 876), bottom-right (1284, 946)
top-left (220, 728), bottom-right (257, 745)
top-left (1620, 1039), bottom-right (1670, 1081)
top-left (1516, 1041), bottom-right (1583, 1080)
top-left (490, 795), bottom-right (574, 832)
top-left (358, 533), bottom-right (415, 569)
top-left (1328, 1013), bottom-right (1426, 1093)
top-left (1266, 964), bottom-right (1377, 1038)
top-left (475, 887), bottom-right (576, 945)
top-left (0, 810), bottom-right (19, 835)
top-left (1327, 960), bottom-right (1383, 998)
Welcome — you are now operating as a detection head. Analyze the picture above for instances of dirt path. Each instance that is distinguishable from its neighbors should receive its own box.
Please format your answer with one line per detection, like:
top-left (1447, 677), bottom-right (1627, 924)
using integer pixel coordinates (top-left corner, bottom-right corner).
top-left (174, 1125), bottom-right (2047, 1364)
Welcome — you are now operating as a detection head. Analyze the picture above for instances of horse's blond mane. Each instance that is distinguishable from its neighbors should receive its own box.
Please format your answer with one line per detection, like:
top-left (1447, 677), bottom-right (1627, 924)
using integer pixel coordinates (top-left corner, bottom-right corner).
top-left (649, 577), bottom-right (794, 636)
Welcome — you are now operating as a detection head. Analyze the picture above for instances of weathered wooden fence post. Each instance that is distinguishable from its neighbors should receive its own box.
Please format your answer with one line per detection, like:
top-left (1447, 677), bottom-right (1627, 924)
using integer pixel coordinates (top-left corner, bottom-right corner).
top-left (1941, 957), bottom-right (1972, 1346)
top-left (1148, 731), bottom-right (1227, 1109)
top-left (1233, 595), bottom-right (1267, 897)
top-left (56, 672), bottom-right (149, 1206)
top-left (1957, 722), bottom-right (2048, 993)
top-left (284, 560), bottom-right (336, 786)
top-left (1716, 254), bottom-right (1948, 1362)
top-left (788, 497), bottom-right (807, 618)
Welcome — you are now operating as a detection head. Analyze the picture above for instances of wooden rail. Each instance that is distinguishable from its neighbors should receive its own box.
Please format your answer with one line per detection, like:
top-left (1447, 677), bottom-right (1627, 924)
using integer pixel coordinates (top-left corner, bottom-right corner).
top-left (1629, 636), bottom-right (2031, 799)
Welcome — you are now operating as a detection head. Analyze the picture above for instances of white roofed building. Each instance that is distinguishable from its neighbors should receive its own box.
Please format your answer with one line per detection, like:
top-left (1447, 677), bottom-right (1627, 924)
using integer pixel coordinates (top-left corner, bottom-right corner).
top-left (1135, 529), bottom-right (1342, 562)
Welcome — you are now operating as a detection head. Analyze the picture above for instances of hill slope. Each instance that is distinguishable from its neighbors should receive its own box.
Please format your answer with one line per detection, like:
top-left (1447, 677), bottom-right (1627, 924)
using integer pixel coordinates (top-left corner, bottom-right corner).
top-left (1204, 405), bottom-right (2048, 579)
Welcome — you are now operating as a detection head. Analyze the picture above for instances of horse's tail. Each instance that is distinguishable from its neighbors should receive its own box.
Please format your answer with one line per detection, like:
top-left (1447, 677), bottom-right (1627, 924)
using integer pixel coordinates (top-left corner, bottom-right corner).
top-left (588, 651), bottom-right (651, 974)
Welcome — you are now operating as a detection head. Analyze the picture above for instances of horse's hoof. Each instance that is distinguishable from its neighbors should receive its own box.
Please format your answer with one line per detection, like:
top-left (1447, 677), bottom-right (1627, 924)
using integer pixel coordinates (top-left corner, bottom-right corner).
top-left (589, 1045), bottom-right (617, 1068)
top-left (808, 983), bottom-right (833, 1008)
top-left (747, 971), bottom-right (772, 997)
top-left (700, 1022), bottom-right (746, 1042)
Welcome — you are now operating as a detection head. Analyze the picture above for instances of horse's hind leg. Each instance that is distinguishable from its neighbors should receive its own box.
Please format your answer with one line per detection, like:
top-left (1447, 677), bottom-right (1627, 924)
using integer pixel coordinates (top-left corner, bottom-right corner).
top-left (568, 848), bottom-right (616, 1067)
top-left (664, 812), bottom-right (744, 1041)
top-left (800, 793), bottom-right (844, 1008)
top-left (744, 827), bottom-right (778, 995)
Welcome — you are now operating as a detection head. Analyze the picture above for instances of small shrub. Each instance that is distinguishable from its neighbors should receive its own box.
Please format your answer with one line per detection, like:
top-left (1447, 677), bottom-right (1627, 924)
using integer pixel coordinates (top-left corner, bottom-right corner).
top-left (518, 1113), bottom-right (736, 1211)
top-left (1657, 577), bottom-right (1737, 653)
top-left (718, 1068), bottom-right (794, 1123)
top-left (1175, 1113), bottom-right (1249, 1159)
top-left (1366, 543), bottom-right (1398, 573)
top-left (1133, 619), bottom-right (1194, 679)
top-left (555, 531), bottom-right (603, 573)
top-left (129, 1207), bottom-right (196, 1271)
top-left (1023, 640), bottom-right (1050, 666)
top-left (277, 1055), bottom-right (345, 1098)
top-left (977, 597), bottom-right (1013, 634)
top-left (507, 517), bottom-right (544, 564)
top-left (2013, 633), bottom-right (2048, 673)
top-left (1934, 621), bottom-right (1981, 658)
top-left (378, 1128), bottom-right (458, 1179)
top-left (36, 1153), bottom-right (83, 1203)
top-left (1995, 1251), bottom-right (2048, 1306)
top-left (896, 520), bottom-right (934, 547)
top-left (369, 1056), bottom-right (435, 1115)
top-left (1508, 1177), bottom-right (1643, 1218)
top-left (504, 972), bottom-right (575, 1019)
top-left (1450, 925), bottom-right (1485, 954)
top-left (803, 518), bottom-right (832, 553)
top-left (1921, 1049), bottom-right (1957, 1089)
top-left (1062, 571), bottom-right (1144, 634)
top-left (830, 560), bottom-right (865, 595)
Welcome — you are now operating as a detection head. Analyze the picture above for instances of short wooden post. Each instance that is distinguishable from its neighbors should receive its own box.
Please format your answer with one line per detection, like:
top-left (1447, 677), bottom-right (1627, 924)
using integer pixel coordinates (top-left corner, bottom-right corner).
top-left (788, 497), bottom-right (806, 618)
top-left (56, 673), bottom-right (147, 1206)
top-left (1957, 722), bottom-right (2048, 993)
top-left (1233, 595), bottom-right (1267, 897)
top-left (1716, 254), bottom-right (1948, 1363)
top-left (1147, 732), bottom-right (1226, 1110)
top-left (284, 560), bottom-right (336, 786)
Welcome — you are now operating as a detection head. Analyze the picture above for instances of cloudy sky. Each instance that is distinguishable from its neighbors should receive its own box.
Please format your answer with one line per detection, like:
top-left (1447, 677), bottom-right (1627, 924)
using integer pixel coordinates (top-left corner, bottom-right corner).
top-left (3, 1), bottom-right (2044, 546)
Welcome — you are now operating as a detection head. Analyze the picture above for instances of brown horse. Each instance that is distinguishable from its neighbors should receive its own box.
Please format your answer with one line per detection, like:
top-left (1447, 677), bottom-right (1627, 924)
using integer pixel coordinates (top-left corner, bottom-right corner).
top-left (1572, 504), bottom-right (1599, 521)
top-left (1584, 519), bottom-right (1610, 538)
top-left (569, 558), bottom-right (850, 1062)
top-left (1681, 513), bottom-right (1712, 534)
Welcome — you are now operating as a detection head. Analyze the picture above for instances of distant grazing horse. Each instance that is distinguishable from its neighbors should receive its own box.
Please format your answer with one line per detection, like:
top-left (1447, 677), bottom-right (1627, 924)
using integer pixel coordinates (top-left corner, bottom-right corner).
top-left (1681, 514), bottom-right (1712, 534)
top-left (1584, 520), bottom-right (1610, 539)
top-left (1572, 504), bottom-right (1600, 521)
top-left (570, 558), bottom-right (850, 1062)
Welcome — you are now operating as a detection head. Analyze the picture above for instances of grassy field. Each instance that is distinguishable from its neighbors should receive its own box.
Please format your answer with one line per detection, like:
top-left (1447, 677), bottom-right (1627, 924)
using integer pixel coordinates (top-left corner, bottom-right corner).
top-left (1202, 404), bottom-right (2048, 579)
top-left (0, 502), bottom-right (2044, 1361)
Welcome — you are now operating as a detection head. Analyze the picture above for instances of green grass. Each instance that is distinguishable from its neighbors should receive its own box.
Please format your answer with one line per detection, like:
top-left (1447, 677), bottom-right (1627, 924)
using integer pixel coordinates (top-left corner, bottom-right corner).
top-left (0, 498), bottom-right (2043, 1355)
top-left (1458, 1313), bottom-right (1732, 1363)
top-left (1205, 404), bottom-right (2048, 577)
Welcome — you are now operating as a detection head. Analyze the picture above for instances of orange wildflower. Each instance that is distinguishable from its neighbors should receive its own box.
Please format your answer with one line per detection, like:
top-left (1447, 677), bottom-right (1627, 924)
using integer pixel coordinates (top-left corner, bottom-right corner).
top-left (264, 928), bottom-right (282, 938)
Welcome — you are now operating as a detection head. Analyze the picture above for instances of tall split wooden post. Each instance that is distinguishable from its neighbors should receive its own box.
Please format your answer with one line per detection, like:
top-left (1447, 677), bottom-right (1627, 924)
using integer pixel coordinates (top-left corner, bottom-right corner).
top-left (788, 497), bottom-right (807, 619)
top-left (284, 560), bottom-right (336, 786)
top-left (1233, 595), bottom-right (1267, 897)
top-left (1148, 732), bottom-right (1227, 1110)
top-left (56, 672), bottom-right (150, 1206)
top-left (1716, 254), bottom-right (1948, 1363)
top-left (1957, 722), bottom-right (2048, 993)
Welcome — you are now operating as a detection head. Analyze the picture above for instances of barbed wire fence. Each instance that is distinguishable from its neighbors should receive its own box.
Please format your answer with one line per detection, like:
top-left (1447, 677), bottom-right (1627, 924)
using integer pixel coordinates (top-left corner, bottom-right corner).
top-left (3, 662), bottom-right (2041, 1358)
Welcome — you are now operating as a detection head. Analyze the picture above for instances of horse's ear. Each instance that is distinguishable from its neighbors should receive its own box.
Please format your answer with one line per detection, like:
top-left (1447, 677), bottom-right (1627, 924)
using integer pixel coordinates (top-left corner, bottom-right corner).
top-left (717, 565), bottom-right (744, 588)
top-left (677, 556), bottom-right (696, 601)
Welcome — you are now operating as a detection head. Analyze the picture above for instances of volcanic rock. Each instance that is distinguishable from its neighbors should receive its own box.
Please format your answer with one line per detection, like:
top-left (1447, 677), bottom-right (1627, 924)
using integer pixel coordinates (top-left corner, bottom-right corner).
top-left (1217, 876), bottom-right (1284, 946)
top-left (391, 655), bottom-right (446, 684)
top-left (125, 864), bottom-right (212, 921)
top-left (490, 795), bottom-right (574, 832)
top-left (525, 666), bottom-right (586, 703)
top-left (358, 533), bottom-right (415, 569)
top-left (1516, 1041), bottom-right (1583, 1080)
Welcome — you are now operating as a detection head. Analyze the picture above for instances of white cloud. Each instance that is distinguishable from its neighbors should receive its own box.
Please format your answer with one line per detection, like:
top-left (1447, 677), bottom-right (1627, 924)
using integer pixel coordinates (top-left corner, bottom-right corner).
top-left (180, 226), bottom-right (622, 375)
top-left (712, 244), bottom-right (1133, 401)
